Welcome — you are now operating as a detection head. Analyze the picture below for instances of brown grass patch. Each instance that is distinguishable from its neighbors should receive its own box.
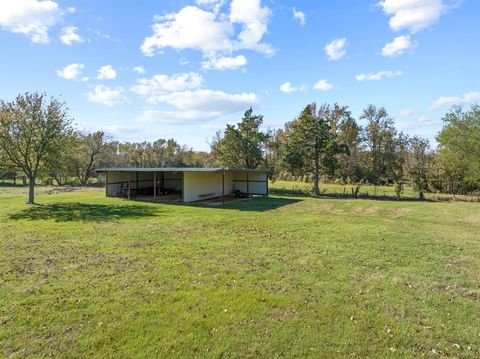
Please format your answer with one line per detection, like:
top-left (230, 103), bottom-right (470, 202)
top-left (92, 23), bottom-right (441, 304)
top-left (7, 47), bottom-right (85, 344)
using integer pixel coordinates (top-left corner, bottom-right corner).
top-left (351, 206), bottom-right (379, 215)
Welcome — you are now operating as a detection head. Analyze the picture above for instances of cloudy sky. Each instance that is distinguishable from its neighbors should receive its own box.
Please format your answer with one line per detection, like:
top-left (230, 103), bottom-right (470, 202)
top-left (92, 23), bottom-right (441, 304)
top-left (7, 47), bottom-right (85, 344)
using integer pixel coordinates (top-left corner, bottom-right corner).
top-left (0, 0), bottom-right (478, 150)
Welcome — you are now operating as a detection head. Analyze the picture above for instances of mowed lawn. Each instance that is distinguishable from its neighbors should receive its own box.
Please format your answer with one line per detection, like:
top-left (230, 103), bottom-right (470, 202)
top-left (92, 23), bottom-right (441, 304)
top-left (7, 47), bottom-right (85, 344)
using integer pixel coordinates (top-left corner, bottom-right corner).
top-left (1, 186), bottom-right (479, 358)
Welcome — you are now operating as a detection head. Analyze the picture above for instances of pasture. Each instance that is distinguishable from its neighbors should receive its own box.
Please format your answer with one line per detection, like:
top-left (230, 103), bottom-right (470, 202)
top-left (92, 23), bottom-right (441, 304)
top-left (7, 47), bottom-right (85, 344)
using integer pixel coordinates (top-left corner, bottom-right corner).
top-left (1, 184), bottom-right (479, 358)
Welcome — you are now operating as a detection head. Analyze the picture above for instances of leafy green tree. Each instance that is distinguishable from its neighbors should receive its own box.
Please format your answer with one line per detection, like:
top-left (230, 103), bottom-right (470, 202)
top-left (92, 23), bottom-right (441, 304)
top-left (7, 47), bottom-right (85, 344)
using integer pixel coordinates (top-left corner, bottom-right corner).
top-left (361, 105), bottom-right (396, 182)
top-left (283, 103), bottom-right (334, 195)
top-left (437, 105), bottom-right (480, 192)
top-left (0, 93), bottom-right (73, 204)
top-left (322, 104), bottom-right (351, 178)
top-left (212, 108), bottom-right (269, 168)
top-left (69, 131), bottom-right (109, 184)
top-left (336, 112), bottom-right (362, 181)
top-left (406, 136), bottom-right (432, 198)
top-left (264, 128), bottom-right (285, 180)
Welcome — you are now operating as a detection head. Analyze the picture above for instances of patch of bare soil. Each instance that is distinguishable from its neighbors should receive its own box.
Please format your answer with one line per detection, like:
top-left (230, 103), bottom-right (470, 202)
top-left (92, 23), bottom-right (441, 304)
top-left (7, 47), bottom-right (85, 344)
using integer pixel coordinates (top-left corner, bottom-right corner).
top-left (45, 186), bottom-right (102, 195)
top-left (389, 207), bottom-right (411, 218)
top-left (352, 206), bottom-right (379, 215)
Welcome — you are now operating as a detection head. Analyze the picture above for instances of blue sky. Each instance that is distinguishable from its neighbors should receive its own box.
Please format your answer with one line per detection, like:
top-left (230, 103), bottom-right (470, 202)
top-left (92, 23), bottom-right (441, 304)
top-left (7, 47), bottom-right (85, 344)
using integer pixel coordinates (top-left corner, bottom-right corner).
top-left (0, 0), bottom-right (479, 150)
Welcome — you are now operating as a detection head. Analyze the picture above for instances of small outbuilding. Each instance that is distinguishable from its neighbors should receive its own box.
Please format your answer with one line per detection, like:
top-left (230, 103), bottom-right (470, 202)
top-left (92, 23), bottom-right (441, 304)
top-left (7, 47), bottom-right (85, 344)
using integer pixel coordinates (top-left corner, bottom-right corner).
top-left (96, 167), bottom-right (268, 203)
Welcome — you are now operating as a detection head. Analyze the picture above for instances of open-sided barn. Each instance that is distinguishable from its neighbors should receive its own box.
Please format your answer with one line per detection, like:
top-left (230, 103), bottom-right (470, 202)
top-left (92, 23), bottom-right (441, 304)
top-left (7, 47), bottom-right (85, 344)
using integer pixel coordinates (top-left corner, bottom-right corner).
top-left (96, 167), bottom-right (268, 203)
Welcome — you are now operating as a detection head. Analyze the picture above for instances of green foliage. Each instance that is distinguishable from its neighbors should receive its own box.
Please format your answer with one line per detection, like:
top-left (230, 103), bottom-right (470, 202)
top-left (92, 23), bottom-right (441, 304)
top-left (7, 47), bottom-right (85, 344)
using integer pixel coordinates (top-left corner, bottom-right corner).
top-left (0, 92), bottom-right (74, 203)
top-left (211, 108), bottom-right (269, 168)
top-left (282, 103), bottom-right (337, 195)
top-left (437, 105), bottom-right (480, 192)
top-left (406, 136), bottom-right (432, 197)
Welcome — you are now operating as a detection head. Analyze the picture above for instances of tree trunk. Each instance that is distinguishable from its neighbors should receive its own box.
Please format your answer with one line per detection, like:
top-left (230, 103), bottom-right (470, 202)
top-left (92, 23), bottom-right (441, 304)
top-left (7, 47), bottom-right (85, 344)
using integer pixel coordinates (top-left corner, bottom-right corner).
top-left (313, 154), bottom-right (320, 196)
top-left (27, 176), bottom-right (35, 204)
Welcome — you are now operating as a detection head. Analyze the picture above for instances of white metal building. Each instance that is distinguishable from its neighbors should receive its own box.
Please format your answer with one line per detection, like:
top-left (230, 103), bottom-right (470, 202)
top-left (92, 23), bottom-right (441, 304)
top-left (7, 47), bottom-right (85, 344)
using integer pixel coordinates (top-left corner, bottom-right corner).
top-left (96, 167), bottom-right (268, 203)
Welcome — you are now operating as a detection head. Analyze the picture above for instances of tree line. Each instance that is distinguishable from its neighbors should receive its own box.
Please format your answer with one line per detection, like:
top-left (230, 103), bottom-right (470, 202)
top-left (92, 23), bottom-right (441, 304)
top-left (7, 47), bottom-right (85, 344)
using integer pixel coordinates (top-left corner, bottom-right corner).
top-left (211, 103), bottom-right (480, 198)
top-left (1, 92), bottom-right (479, 203)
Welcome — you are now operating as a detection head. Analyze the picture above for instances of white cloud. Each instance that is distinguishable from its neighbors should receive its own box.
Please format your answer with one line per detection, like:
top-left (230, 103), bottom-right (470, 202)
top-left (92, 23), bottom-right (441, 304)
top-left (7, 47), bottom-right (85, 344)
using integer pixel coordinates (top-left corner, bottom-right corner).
top-left (136, 110), bottom-right (226, 124)
top-left (195, 0), bottom-right (224, 14)
top-left (378, 0), bottom-right (448, 33)
top-left (355, 70), bottom-right (402, 81)
top-left (324, 38), bottom-right (346, 61)
top-left (141, 6), bottom-right (230, 57)
top-left (417, 115), bottom-right (437, 125)
top-left (131, 72), bottom-right (203, 97)
top-left (429, 91), bottom-right (480, 111)
top-left (86, 85), bottom-right (130, 107)
top-left (56, 63), bottom-right (84, 80)
top-left (292, 7), bottom-right (306, 26)
top-left (96, 65), bottom-right (117, 80)
top-left (313, 79), bottom-right (334, 91)
top-left (230, 0), bottom-right (273, 55)
top-left (201, 55), bottom-right (247, 70)
top-left (279, 82), bottom-right (299, 93)
top-left (60, 25), bottom-right (83, 45)
top-left (381, 35), bottom-right (414, 57)
top-left (136, 89), bottom-right (258, 124)
top-left (66, 6), bottom-right (76, 14)
top-left (148, 89), bottom-right (258, 110)
top-left (140, 0), bottom-right (273, 59)
top-left (398, 107), bottom-right (416, 117)
top-left (96, 30), bottom-right (120, 42)
top-left (179, 57), bottom-right (189, 66)
top-left (0, 0), bottom-right (62, 43)
top-left (133, 66), bottom-right (146, 74)
top-left (196, 0), bottom-right (222, 5)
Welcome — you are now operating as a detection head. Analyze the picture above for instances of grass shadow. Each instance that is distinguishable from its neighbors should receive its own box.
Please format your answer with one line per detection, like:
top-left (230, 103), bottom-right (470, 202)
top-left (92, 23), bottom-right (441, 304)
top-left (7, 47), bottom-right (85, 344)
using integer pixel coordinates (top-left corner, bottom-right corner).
top-left (190, 196), bottom-right (302, 212)
top-left (9, 202), bottom-right (161, 222)
top-left (269, 188), bottom-right (436, 202)
top-left (0, 181), bottom-right (25, 188)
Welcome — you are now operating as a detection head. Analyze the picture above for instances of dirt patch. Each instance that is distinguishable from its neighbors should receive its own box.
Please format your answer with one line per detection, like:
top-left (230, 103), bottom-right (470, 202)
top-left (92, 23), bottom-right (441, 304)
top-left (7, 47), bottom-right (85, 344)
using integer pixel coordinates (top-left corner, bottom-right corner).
top-left (462, 215), bottom-right (480, 225)
top-left (352, 206), bottom-right (379, 215)
top-left (389, 207), bottom-right (411, 218)
top-left (45, 186), bottom-right (101, 195)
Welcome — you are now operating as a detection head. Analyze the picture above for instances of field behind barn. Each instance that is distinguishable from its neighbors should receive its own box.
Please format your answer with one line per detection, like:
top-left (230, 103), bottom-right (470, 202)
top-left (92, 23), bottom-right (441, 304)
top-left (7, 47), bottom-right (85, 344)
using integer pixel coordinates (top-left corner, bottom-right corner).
top-left (1, 184), bottom-right (479, 358)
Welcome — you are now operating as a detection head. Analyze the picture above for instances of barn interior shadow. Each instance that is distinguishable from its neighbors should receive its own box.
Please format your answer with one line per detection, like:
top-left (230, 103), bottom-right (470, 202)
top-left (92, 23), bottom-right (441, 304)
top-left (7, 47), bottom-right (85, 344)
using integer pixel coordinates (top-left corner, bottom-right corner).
top-left (9, 202), bottom-right (161, 222)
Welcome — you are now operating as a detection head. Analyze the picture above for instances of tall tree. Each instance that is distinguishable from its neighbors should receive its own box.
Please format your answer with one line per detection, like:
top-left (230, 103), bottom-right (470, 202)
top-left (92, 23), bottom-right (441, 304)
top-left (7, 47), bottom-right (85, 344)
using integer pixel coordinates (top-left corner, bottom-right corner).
top-left (283, 103), bottom-right (334, 195)
top-left (406, 136), bottom-right (432, 198)
top-left (321, 104), bottom-right (351, 178)
top-left (212, 108), bottom-right (269, 168)
top-left (361, 105), bottom-right (396, 182)
top-left (264, 128), bottom-right (285, 180)
top-left (437, 105), bottom-right (480, 192)
top-left (336, 112), bottom-right (362, 180)
top-left (0, 93), bottom-right (73, 204)
top-left (70, 131), bottom-right (109, 184)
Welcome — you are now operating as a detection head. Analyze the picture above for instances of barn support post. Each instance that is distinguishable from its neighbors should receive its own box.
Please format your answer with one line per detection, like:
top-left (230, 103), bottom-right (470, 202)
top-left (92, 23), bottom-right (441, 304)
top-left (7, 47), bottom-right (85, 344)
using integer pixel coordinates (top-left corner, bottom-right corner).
top-left (266, 172), bottom-right (269, 197)
top-left (153, 171), bottom-right (157, 201)
top-left (105, 172), bottom-right (108, 197)
top-left (246, 172), bottom-right (249, 200)
top-left (128, 176), bottom-right (131, 200)
top-left (136, 171), bottom-right (139, 193)
top-left (222, 170), bottom-right (225, 205)
top-left (161, 171), bottom-right (165, 193)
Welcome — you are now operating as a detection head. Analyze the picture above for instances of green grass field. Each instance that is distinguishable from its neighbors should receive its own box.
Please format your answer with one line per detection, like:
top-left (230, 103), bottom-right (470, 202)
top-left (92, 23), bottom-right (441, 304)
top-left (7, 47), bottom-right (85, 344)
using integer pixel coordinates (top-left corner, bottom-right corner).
top-left (1, 185), bottom-right (479, 358)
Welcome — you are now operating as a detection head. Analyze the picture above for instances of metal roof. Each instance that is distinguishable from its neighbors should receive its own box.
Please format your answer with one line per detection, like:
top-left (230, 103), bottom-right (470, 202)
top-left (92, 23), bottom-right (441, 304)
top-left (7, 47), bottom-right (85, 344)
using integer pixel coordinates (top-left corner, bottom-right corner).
top-left (95, 167), bottom-right (267, 173)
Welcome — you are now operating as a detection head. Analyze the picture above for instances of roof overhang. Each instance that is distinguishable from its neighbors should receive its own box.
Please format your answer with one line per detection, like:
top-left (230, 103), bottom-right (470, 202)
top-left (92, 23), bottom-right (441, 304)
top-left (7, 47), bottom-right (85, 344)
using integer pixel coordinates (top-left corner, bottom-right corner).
top-left (95, 167), bottom-right (268, 173)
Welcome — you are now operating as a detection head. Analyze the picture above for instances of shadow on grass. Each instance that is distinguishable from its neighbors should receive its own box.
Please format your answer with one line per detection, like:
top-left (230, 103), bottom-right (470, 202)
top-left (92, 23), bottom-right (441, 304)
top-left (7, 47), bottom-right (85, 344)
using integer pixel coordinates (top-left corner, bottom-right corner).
top-left (9, 202), bottom-right (160, 222)
top-left (269, 188), bottom-right (436, 202)
top-left (190, 196), bottom-right (302, 212)
top-left (0, 181), bottom-right (25, 188)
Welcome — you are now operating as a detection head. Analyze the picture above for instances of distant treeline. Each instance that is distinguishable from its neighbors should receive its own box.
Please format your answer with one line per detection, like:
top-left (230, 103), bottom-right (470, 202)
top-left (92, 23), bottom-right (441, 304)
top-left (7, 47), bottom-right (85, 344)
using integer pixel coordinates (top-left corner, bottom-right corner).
top-left (1, 92), bottom-right (479, 204)
top-left (211, 104), bottom-right (480, 197)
